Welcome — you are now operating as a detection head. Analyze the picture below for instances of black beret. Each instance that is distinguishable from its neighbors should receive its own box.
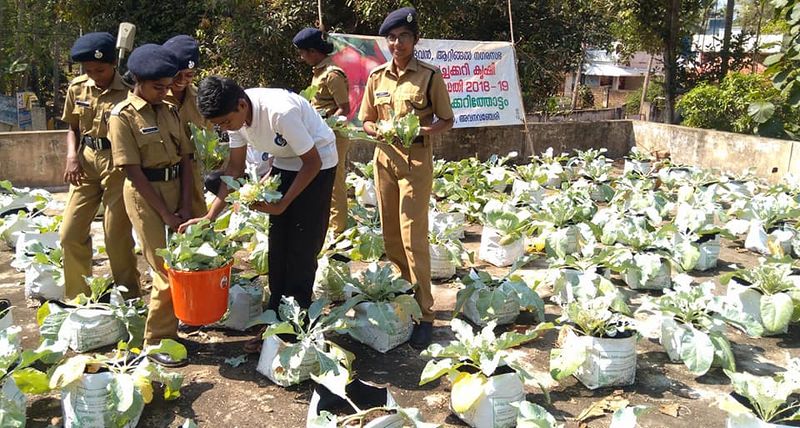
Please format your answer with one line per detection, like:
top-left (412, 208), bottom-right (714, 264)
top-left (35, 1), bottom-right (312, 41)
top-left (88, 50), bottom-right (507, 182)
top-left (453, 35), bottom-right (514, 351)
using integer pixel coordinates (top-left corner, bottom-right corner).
top-left (379, 7), bottom-right (418, 36)
top-left (163, 35), bottom-right (200, 70)
top-left (126, 44), bottom-right (180, 80)
top-left (292, 28), bottom-right (334, 54)
top-left (70, 32), bottom-right (116, 63)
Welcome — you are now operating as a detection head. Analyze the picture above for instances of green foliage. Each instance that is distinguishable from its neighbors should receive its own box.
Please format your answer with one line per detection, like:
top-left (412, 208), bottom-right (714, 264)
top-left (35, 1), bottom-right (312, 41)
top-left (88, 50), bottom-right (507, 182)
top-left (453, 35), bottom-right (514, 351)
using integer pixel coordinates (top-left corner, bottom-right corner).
top-left (190, 124), bottom-right (227, 174)
top-left (624, 77), bottom-right (665, 115)
top-left (157, 219), bottom-right (239, 271)
top-left (49, 341), bottom-right (186, 428)
top-left (678, 72), bottom-right (800, 139)
top-left (720, 358), bottom-right (800, 423)
top-left (576, 84), bottom-right (595, 109)
top-left (454, 267), bottom-right (546, 323)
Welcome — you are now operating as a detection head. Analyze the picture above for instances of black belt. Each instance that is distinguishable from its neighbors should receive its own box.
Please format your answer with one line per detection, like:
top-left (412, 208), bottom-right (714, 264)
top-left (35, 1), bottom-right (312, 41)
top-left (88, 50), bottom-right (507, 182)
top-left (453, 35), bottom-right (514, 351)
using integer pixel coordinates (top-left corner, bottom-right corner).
top-left (142, 163), bottom-right (181, 181)
top-left (82, 136), bottom-right (111, 151)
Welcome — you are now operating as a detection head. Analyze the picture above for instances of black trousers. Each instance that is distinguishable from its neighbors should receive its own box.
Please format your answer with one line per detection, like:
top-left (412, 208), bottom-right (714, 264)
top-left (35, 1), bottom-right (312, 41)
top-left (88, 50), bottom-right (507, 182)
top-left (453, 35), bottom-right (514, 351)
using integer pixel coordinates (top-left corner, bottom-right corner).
top-left (266, 166), bottom-right (336, 311)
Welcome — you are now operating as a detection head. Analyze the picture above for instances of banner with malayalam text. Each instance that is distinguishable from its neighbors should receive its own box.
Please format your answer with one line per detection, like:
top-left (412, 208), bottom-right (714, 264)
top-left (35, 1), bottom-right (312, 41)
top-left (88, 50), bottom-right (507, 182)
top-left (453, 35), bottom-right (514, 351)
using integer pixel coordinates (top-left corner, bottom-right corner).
top-left (328, 34), bottom-right (525, 128)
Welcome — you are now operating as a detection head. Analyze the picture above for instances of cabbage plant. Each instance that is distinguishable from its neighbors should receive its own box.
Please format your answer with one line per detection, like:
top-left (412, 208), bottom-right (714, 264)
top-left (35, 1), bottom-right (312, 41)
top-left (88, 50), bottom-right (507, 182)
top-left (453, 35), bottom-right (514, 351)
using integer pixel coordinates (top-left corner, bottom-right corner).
top-left (721, 260), bottom-right (800, 335)
top-left (49, 340), bottom-right (186, 428)
top-left (719, 358), bottom-right (800, 424)
top-left (248, 296), bottom-right (359, 393)
top-left (454, 264), bottom-right (546, 324)
top-left (419, 319), bottom-right (552, 412)
top-left (343, 263), bottom-right (421, 334)
top-left (637, 276), bottom-right (738, 375)
top-left (158, 218), bottom-right (239, 271)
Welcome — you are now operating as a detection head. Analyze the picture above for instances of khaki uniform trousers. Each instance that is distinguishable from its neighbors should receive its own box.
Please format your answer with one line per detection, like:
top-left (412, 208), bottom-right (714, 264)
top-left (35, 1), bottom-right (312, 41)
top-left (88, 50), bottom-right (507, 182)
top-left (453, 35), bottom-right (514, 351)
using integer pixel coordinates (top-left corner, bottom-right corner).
top-left (123, 179), bottom-right (180, 343)
top-left (329, 135), bottom-right (351, 234)
top-left (190, 159), bottom-right (207, 217)
top-left (60, 145), bottom-right (140, 299)
top-left (373, 142), bottom-right (434, 322)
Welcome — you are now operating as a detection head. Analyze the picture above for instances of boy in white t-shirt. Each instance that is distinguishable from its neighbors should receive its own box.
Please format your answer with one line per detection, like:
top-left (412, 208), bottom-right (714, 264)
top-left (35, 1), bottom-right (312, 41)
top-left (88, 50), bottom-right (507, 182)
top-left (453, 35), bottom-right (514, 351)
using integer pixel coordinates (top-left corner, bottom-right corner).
top-left (180, 77), bottom-right (337, 351)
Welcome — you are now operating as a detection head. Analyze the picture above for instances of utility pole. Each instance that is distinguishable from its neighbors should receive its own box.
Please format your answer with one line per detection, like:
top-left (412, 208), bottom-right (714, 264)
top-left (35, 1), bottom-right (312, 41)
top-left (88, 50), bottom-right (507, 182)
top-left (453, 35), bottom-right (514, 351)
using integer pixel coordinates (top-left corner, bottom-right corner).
top-left (639, 55), bottom-right (655, 118)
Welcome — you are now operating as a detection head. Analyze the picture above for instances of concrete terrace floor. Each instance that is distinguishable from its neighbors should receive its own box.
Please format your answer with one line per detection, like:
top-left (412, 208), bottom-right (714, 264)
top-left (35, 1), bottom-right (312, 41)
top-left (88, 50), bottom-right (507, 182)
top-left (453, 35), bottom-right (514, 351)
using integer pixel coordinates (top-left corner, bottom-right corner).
top-left (1, 191), bottom-right (799, 428)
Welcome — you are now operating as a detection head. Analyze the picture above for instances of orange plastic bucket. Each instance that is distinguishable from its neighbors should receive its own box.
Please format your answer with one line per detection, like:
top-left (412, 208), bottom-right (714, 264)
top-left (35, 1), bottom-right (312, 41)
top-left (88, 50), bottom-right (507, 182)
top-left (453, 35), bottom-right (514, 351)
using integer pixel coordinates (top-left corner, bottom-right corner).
top-left (166, 262), bottom-right (232, 326)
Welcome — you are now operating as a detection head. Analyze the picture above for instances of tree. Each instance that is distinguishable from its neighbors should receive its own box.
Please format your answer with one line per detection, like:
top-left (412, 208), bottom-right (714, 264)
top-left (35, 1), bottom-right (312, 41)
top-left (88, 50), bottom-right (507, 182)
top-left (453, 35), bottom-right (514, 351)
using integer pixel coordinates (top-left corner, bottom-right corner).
top-left (610, 0), bottom-right (714, 123)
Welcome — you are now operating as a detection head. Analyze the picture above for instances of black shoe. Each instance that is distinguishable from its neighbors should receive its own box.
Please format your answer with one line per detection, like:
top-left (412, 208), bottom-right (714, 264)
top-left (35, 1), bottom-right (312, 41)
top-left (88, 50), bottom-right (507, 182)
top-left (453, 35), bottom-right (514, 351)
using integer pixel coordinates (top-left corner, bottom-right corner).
top-left (148, 352), bottom-right (188, 368)
top-left (0, 299), bottom-right (10, 314)
top-left (409, 321), bottom-right (433, 350)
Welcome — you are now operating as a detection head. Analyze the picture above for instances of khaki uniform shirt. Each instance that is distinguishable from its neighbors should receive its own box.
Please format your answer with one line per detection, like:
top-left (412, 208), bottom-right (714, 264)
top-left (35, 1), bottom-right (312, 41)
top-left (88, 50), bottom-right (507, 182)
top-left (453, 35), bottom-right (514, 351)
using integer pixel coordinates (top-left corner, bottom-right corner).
top-left (165, 84), bottom-right (211, 130)
top-left (310, 56), bottom-right (349, 118)
top-left (358, 58), bottom-right (453, 128)
top-left (108, 93), bottom-right (194, 169)
top-left (61, 72), bottom-right (129, 138)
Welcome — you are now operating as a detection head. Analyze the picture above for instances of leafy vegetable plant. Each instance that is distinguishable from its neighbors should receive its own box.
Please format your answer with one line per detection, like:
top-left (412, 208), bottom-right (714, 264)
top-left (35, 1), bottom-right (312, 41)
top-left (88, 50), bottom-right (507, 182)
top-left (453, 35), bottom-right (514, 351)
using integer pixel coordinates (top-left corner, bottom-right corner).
top-left (49, 340), bottom-right (186, 428)
top-left (158, 218), bottom-right (239, 271)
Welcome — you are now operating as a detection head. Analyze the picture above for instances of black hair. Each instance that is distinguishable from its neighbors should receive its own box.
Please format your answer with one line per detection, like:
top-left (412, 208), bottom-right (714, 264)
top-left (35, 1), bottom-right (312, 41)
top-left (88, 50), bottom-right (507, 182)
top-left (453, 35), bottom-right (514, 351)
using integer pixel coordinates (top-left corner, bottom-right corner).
top-left (197, 76), bottom-right (246, 119)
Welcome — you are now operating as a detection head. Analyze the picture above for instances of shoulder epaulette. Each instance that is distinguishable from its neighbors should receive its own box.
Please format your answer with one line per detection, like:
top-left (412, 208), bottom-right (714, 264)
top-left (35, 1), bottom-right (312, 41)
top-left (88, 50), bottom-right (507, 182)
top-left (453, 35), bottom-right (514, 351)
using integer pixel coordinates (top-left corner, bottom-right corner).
top-left (110, 100), bottom-right (132, 116)
top-left (68, 74), bottom-right (90, 87)
top-left (417, 60), bottom-right (439, 73)
top-left (368, 62), bottom-right (390, 76)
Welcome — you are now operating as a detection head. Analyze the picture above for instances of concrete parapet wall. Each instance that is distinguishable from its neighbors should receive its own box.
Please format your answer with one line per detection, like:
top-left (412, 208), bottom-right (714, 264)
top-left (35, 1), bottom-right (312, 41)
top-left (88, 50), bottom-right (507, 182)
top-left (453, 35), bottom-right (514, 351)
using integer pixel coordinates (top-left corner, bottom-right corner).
top-left (631, 121), bottom-right (794, 183)
top-left (0, 130), bottom-right (67, 188)
top-left (2, 121), bottom-right (798, 187)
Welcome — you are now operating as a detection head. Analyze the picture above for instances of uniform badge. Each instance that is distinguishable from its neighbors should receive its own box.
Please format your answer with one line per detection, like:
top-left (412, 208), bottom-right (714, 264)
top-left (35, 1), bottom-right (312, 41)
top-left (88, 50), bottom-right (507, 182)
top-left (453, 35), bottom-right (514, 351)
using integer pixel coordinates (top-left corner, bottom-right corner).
top-left (140, 126), bottom-right (159, 135)
top-left (406, 13), bottom-right (413, 23)
top-left (76, 100), bottom-right (91, 107)
top-left (375, 91), bottom-right (390, 98)
top-left (274, 133), bottom-right (288, 147)
top-left (261, 152), bottom-right (269, 161)
top-left (188, 60), bottom-right (195, 69)
top-left (94, 50), bottom-right (103, 59)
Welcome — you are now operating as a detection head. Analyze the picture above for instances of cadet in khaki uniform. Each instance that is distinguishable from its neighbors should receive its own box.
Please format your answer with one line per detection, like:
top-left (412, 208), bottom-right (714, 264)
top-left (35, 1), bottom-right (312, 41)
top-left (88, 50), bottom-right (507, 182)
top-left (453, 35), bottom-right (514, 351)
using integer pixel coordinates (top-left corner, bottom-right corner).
top-left (163, 35), bottom-right (209, 218)
top-left (359, 7), bottom-right (454, 348)
top-left (108, 44), bottom-right (194, 367)
top-left (60, 32), bottom-right (141, 299)
top-left (293, 28), bottom-right (351, 233)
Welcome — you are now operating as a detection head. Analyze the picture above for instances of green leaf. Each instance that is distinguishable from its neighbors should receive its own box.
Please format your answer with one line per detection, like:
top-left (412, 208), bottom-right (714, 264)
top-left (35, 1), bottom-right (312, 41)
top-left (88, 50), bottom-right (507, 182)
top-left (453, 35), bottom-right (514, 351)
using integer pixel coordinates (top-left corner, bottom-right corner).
top-left (513, 401), bottom-right (562, 428)
top-left (112, 374), bottom-right (136, 413)
top-left (709, 333), bottom-right (736, 372)
top-left (760, 292), bottom-right (794, 334)
top-left (11, 368), bottom-right (50, 394)
top-left (610, 405), bottom-right (650, 428)
top-left (678, 327), bottom-right (715, 376)
top-left (549, 336), bottom-right (586, 381)
top-left (49, 355), bottom-right (91, 389)
top-left (144, 339), bottom-right (187, 361)
top-left (748, 101), bottom-right (776, 124)
top-left (419, 358), bottom-right (453, 385)
top-left (262, 322), bottom-right (298, 338)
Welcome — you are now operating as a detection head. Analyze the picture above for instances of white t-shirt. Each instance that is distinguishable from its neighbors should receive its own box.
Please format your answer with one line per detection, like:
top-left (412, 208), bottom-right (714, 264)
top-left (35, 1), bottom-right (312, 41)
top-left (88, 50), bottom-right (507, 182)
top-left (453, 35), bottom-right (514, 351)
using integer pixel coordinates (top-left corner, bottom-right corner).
top-left (228, 88), bottom-right (337, 171)
top-left (246, 146), bottom-right (271, 177)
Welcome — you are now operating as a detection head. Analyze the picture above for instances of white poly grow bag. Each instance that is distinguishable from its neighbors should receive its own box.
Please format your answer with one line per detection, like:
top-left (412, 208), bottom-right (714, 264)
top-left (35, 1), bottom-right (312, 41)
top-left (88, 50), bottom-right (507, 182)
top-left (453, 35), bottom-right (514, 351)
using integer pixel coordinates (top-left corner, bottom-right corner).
top-left (348, 302), bottom-right (413, 353)
top-left (59, 308), bottom-right (124, 353)
top-left (744, 222), bottom-right (793, 256)
top-left (0, 309), bottom-right (13, 331)
top-left (0, 378), bottom-right (25, 427)
top-left (726, 413), bottom-right (795, 428)
top-left (623, 257), bottom-right (672, 290)
top-left (479, 227), bottom-right (524, 268)
top-left (431, 243), bottom-right (456, 280)
top-left (256, 335), bottom-right (320, 387)
top-left (355, 179), bottom-right (377, 207)
top-left (430, 211), bottom-right (467, 239)
top-left (214, 284), bottom-right (264, 331)
top-left (452, 371), bottom-right (525, 428)
top-left (24, 262), bottom-right (65, 301)
top-left (567, 331), bottom-right (637, 390)
top-left (12, 231), bottom-right (59, 271)
top-left (695, 235), bottom-right (722, 271)
top-left (726, 281), bottom-right (787, 336)
top-left (623, 160), bottom-right (652, 175)
top-left (61, 372), bottom-right (141, 428)
top-left (462, 291), bottom-right (520, 326)
top-left (306, 379), bottom-right (398, 428)
top-left (0, 214), bottom-right (35, 249)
